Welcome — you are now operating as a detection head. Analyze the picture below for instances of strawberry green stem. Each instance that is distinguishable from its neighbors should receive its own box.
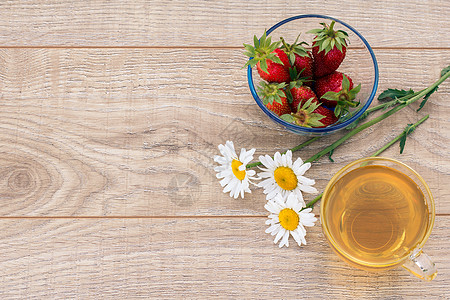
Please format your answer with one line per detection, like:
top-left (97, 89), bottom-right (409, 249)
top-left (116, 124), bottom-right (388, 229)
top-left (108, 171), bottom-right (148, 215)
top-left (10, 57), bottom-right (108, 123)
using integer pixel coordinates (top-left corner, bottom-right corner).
top-left (304, 70), bottom-right (450, 164)
top-left (328, 21), bottom-right (335, 32)
top-left (302, 113), bottom-right (430, 210)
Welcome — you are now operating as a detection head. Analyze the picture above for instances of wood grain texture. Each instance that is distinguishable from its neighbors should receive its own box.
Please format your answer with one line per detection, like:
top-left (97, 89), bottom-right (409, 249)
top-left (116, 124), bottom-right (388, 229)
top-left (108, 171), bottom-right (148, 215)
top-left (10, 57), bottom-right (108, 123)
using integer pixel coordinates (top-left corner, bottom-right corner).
top-left (0, 1), bottom-right (449, 298)
top-left (0, 217), bottom-right (448, 299)
top-left (0, 0), bottom-right (449, 47)
top-left (0, 48), bottom-right (449, 216)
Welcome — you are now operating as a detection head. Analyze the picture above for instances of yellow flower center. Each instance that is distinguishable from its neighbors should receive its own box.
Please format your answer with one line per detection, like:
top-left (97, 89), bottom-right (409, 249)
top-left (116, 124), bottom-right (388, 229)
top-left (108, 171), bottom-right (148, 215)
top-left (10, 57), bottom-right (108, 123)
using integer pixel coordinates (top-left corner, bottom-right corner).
top-left (279, 208), bottom-right (299, 231)
top-left (231, 159), bottom-right (246, 181)
top-left (274, 166), bottom-right (298, 190)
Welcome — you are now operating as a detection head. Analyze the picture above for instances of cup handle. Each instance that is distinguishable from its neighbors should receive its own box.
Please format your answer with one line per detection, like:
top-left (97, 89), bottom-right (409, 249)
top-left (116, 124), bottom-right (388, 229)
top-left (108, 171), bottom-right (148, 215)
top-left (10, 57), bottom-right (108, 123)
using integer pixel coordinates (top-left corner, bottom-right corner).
top-left (402, 248), bottom-right (437, 281)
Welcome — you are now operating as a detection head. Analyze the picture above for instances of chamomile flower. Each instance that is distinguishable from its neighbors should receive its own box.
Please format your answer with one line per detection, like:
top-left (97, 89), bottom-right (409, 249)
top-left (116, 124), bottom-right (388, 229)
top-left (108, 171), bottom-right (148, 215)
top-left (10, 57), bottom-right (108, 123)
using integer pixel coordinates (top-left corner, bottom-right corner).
top-left (214, 141), bottom-right (257, 199)
top-left (265, 193), bottom-right (317, 248)
top-left (257, 150), bottom-right (317, 205)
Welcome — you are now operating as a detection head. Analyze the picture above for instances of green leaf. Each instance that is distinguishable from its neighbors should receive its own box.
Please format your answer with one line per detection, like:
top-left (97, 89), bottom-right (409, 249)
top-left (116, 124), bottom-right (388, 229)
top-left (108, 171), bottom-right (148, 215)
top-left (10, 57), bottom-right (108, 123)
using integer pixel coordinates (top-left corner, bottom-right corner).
top-left (328, 149), bottom-right (334, 162)
top-left (280, 114), bottom-right (294, 123)
top-left (334, 105), bottom-right (342, 117)
top-left (399, 123), bottom-right (416, 154)
top-left (417, 85), bottom-right (438, 112)
top-left (309, 113), bottom-right (326, 125)
top-left (440, 65), bottom-right (450, 77)
top-left (289, 68), bottom-right (297, 81)
top-left (330, 38), bottom-right (335, 50)
top-left (399, 132), bottom-right (407, 154)
top-left (321, 38), bottom-right (330, 52)
top-left (289, 52), bottom-right (295, 66)
top-left (341, 74), bottom-right (350, 90)
top-left (285, 89), bottom-right (293, 103)
top-left (307, 28), bottom-right (322, 35)
top-left (345, 111), bottom-right (368, 129)
top-left (259, 59), bottom-right (268, 74)
top-left (378, 88), bottom-right (414, 102)
top-left (253, 32), bottom-right (258, 48)
top-left (269, 55), bottom-right (283, 65)
top-left (348, 84), bottom-right (361, 100)
top-left (321, 91), bottom-right (339, 101)
top-left (335, 40), bottom-right (343, 52)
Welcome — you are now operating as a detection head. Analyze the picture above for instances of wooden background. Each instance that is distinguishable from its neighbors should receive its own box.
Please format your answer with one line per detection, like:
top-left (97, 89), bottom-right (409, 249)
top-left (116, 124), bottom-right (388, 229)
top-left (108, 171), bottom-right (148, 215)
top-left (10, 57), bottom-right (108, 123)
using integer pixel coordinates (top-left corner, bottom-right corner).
top-left (0, 1), bottom-right (449, 298)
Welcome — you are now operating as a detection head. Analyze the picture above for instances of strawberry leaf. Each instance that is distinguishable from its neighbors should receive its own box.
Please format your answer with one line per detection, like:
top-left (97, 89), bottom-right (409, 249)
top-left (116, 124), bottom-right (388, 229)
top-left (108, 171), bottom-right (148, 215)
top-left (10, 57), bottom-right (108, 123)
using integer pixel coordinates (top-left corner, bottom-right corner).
top-left (280, 114), bottom-right (294, 123)
top-left (285, 89), bottom-right (294, 103)
top-left (259, 59), bottom-right (268, 74)
top-left (342, 74), bottom-right (350, 90)
top-left (289, 52), bottom-right (295, 66)
top-left (334, 105), bottom-right (342, 117)
top-left (377, 88), bottom-right (414, 102)
top-left (289, 68), bottom-right (298, 81)
top-left (309, 114), bottom-right (326, 127)
top-left (321, 91), bottom-right (339, 101)
top-left (348, 84), bottom-right (361, 99)
top-left (268, 53), bottom-right (283, 65)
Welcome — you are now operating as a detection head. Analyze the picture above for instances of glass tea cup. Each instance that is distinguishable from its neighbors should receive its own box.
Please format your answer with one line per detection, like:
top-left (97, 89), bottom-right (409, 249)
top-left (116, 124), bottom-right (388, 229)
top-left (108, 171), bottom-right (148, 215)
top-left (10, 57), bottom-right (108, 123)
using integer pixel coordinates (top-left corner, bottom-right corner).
top-left (320, 157), bottom-right (437, 281)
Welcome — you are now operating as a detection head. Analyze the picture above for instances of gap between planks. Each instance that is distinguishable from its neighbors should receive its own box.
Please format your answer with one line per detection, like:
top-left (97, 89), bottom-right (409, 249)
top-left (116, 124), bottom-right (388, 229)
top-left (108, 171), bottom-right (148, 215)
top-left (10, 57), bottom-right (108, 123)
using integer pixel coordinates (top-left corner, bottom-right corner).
top-left (0, 214), bottom-right (449, 219)
top-left (0, 46), bottom-right (449, 50)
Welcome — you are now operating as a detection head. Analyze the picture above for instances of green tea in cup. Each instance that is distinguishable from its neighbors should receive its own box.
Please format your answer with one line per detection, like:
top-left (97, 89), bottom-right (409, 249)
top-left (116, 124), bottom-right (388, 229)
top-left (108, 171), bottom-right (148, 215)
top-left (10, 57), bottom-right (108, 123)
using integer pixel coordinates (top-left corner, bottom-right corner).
top-left (321, 157), bottom-right (437, 281)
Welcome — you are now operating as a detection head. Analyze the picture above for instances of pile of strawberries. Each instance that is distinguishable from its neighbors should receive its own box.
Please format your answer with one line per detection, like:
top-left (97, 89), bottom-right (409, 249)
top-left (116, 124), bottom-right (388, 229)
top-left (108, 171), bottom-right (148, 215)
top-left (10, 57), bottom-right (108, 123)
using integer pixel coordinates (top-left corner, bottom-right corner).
top-left (244, 21), bottom-right (361, 128)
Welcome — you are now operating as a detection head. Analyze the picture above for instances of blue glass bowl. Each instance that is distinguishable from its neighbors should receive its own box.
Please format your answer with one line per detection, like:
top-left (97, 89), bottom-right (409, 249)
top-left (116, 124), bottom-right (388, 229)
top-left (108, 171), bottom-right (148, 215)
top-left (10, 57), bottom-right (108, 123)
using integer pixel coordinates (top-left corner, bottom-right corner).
top-left (247, 14), bottom-right (379, 136)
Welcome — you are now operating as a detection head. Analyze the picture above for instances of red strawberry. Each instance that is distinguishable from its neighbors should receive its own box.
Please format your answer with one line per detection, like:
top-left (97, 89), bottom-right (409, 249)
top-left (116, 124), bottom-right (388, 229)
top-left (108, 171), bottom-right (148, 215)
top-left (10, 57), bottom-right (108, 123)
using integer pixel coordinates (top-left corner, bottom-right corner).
top-left (315, 71), bottom-right (361, 117)
top-left (280, 98), bottom-right (327, 128)
top-left (274, 48), bottom-right (290, 70)
top-left (289, 85), bottom-right (318, 113)
top-left (257, 82), bottom-right (291, 116)
top-left (315, 71), bottom-right (354, 106)
top-left (256, 59), bottom-right (290, 83)
top-left (293, 52), bottom-right (314, 84)
top-left (308, 21), bottom-right (349, 78)
top-left (312, 106), bottom-right (338, 128)
top-left (244, 31), bottom-right (290, 83)
top-left (279, 36), bottom-right (314, 82)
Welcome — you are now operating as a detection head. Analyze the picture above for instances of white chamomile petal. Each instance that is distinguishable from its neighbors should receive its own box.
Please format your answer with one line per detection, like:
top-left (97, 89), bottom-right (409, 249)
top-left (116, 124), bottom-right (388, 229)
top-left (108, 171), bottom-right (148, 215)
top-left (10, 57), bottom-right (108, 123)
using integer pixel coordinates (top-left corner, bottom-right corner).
top-left (258, 151), bottom-right (317, 203)
top-left (264, 192), bottom-right (317, 248)
top-left (299, 184), bottom-right (318, 194)
top-left (296, 175), bottom-right (315, 186)
top-left (247, 169), bottom-right (256, 177)
top-left (280, 230), bottom-right (290, 248)
top-left (274, 227), bottom-right (286, 244)
top-left (296, 162), bottom-right (312, 176)
top-left (213, 141), bottom-right (257, 199)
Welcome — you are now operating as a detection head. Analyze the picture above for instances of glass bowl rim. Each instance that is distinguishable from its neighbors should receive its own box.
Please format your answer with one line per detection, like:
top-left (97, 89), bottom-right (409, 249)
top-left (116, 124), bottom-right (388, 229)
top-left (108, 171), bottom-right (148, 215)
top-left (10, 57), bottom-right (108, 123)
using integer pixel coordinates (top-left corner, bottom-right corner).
top-left (247, 14), bottom-right (379, 134)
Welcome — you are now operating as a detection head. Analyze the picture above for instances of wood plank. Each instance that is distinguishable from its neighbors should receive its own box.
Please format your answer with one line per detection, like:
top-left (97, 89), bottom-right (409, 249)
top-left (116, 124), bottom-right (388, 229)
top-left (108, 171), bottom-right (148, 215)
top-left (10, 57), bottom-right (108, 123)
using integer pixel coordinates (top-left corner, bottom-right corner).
top-left (0, 48), bottom-right (449, 216)
top-left (0, 216), bottom-right (448, 298)
top-left (0, 1), bottom-right (449, 47)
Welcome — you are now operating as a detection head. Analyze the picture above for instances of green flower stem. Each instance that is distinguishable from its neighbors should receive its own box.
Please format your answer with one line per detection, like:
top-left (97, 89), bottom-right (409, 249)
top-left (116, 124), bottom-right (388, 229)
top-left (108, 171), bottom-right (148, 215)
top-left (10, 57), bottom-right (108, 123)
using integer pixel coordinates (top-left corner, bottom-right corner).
top-left (305, 193), bottom-right (322, 209)
top-left (246, 136), bottom-right (321, 169)
top-left (302, 114), bottom-right (430, 210)
top-left (364, 90), bottom-right (422, 114)
top-left (371, 114), bottom-right (429, 157)
top-left (304, 70), bottom-right (450, 164)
